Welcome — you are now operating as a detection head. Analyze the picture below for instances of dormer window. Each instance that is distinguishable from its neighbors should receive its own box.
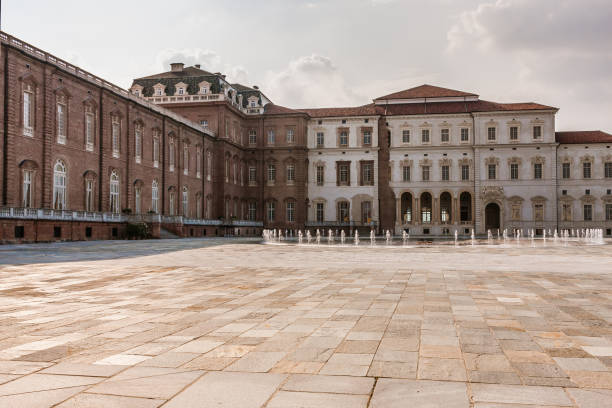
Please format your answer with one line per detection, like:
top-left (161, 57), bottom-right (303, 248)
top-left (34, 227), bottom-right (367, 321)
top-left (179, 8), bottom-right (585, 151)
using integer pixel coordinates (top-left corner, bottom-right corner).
top-left (153, 83), bottom-right (166, 97)
top-left (174, 82), bottom-right (187, 96)
top-left (250, 100), bottom-right (256, 108)
top-left (198, 81), bottom-right (211, 95)
top-left (201, 87), bottom-right (208, 94)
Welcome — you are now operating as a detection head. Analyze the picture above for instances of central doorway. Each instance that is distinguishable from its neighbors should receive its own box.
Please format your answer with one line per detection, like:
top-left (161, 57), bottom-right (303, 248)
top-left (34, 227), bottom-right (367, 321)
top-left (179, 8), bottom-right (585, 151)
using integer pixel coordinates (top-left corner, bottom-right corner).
top-left (485, 202), bottom-right (501, 230)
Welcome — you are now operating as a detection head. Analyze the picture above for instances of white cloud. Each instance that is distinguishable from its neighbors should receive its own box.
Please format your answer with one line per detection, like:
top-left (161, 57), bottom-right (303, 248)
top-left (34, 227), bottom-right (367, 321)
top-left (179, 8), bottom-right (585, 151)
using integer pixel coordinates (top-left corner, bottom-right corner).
top-left (263, 54), bottom-right (364, 108)
top-left (154, 48), bottom-right (250, 84)
top-left (447, 0), bottom-right (612, 131)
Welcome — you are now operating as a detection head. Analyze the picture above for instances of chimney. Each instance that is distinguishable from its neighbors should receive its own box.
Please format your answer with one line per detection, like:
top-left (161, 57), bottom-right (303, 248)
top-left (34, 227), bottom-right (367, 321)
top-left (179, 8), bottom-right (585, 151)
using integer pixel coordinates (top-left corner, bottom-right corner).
top-left (195, 64), bottom-right (201, 69)
top-left (253, 85), bottom-right (259, 90)
top-left (170, 63), bottom-right (184, 72)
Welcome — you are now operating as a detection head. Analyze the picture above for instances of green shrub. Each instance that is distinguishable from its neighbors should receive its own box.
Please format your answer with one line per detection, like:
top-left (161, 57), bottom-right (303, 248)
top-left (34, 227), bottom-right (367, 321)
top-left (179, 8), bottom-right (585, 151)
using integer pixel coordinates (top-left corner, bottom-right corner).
top-left (124, 222), bottom-right (150, 240)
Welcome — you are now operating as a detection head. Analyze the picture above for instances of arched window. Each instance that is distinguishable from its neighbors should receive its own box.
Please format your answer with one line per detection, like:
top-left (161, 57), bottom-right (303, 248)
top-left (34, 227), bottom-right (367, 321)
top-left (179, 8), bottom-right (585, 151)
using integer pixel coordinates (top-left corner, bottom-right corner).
top-left (152, 180), bottom-right (159, 214)
top-left (53, 160), bottom-right (67, 210)
top-left (169, 189), bottom-right (176, 215)
top-left (182, 186), bottom-right (189, 217)
top-left (109, 171), bottom-right (120, 213)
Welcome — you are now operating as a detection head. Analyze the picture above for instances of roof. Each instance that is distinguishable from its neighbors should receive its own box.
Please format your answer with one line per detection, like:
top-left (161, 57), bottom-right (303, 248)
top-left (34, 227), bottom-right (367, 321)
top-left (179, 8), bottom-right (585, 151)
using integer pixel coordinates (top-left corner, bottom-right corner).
top-left (134, 66), bottom-right (217, 80)
top-left (555, 131), bottom-right (612, 144)
top-left (375, 84), bottom-right (477, 101)
top-left (381, 100), bottom-right (556, 116)
top-left (264, 104), bottom-right (304, 115)
top-left (299, 104), bottom-right (380, 118)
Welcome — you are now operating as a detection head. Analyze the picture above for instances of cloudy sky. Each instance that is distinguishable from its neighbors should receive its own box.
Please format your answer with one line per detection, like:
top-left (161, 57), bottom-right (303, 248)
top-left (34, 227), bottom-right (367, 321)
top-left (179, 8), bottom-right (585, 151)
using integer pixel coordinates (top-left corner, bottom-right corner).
top-left (4, 0), bottom-right (611, 131)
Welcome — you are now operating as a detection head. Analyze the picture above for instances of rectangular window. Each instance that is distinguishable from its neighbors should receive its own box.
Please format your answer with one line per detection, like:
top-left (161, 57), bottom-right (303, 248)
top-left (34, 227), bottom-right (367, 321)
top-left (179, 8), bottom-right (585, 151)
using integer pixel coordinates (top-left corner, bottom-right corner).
top-left (267, 202), bottom-right (275, 222)
top-left (461, 165), bottom-right (469, 181)
top-left (562, 163), bottom-right (570, 179)
top-left (487, 127), bottom-right (496, 141)
top-left (360, 162), bottom-right (373, 186)
top-left (421, 129), bottom-right (430, 143)
top-left (196, 150), bottom-right (202, 178)
top-left (286, 202), bottom-right (295, 222)
top-left (402, 166), bottom-right (411, 182)
top-left (153, 137), bottom-right (160, 168)
top-left (460, 128), bottom-right (469, 142)
top-left (606, 204), bottom-right (612, 221)
top-left (605, 162), bottom-right (612, 178)
top-left (422, 166), bottom-right (430, 181)
top-left (85, 179), bottom-right (94, 212)
top-left (361, 201), bottom-right (372, 224)
top-left (584, 204), bottom-right (593, 221)
top-left (85, 113), bottom-right (94, 150)
top-left (287, 164), bottom-right (295, 183)
top-left (533, 125), bottom-right (542, 139)
top-left (249, 167), bottom-right (256, 184)
top-left (183, 146), bottom-right (189, 176)
top-left (267, 129), bottom-right (275, 145)
top-left (441, 128), bottom-right (449, 143)
top-left (248, 202), bottom-right (257, 221)
top-left (135, 127), bottom-right (142, 163)
top-left (112, 121), bottom-right (120, 157)
top-left (338, 201), bottom-right (349, 222)
top-left (338, 163), bottom-right (350, 185)
top-left (488, 164), bottom-right (496, 180)
top-left (363, 130), bottom-right (372, 145)
top-left (583, 162), bottom-right (592, 179)
top-left (248, 130), bottom-right (257, 145)
top-left (200, 120), bottom-right (208, 127)
top-left (316, 165), bottom-right (324, 186)
top-left (534, 163), bottom-right (542, 179)
top-left (339, 131), bottom-right (348, 147)
top-left (23, 91), bottom-right (33, 135)
top-left (510, 163), bottom-right (519, 180)
top-left (267, 164), bottom-right (276, 183)
top-left (316, 132), bottom-right (324, 147)
top-left (534, 203), bottom-right (544, 221)
top-left (510, 126), bottom-right (518, 140)
top-left (169, 141), bottom-right (176, 172)
top-left (562, 203), bottom-right (572, 221)
top-left (22, 170), bottom-right (32, 208)
top-left (286, 128), bottom-right (295, 144)
top-left (402, 129), bottom-right (410, 143)
top-left (316, 202), bottom-right (324, 222)
top-left (57, 103), bottom-right (66, 143)
top-left (441, 165), bottom-right (449, 181)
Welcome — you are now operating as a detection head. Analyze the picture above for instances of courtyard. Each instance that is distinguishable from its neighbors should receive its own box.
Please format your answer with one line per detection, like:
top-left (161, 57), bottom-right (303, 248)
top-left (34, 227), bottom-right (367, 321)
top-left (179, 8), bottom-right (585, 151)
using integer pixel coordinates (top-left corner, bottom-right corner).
top-left (0, 239), bottom-right (611, 407)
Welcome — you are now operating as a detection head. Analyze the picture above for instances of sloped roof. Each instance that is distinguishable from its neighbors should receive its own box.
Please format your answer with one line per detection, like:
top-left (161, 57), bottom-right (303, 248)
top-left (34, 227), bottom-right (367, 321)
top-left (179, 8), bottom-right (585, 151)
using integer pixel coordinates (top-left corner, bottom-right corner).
top-left (556, 131), bottom-right (612, 144)
top-left (375, 84), bottom-right (477, 101)
top-left (381, 100), bottom-right (556, 115)
top-left (299, 104), bottom-right (380, 118)
top-left (264, 104), bottom-right (305, 115)
top-left (134, 66), bottom-right (217, 80)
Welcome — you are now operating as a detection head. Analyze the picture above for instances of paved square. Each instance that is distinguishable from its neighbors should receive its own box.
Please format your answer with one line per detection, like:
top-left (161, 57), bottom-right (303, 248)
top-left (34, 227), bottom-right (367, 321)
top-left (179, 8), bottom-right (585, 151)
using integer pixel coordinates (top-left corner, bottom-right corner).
top-left (0, 239), bottom-right (611, 407)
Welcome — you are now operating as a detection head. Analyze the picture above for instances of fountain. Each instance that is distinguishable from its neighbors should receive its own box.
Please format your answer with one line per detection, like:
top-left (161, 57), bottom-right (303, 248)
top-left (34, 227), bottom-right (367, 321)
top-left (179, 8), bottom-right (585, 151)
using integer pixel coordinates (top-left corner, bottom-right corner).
top-left (370, 230), bottom-right (376, 246)
top-left (340, 230), bottom-right (346, 245)
top-left (298, 230), bottom-right (303, 244)
top-left (328, 229), bottom-right (334, 245)
top-left (354, 230), bottom-right (360, 246)
top-left (386, 230), bottom-right (392, 245)
top-left (316, 229), bottom-right (321, 245)
top-left (487, 229), bottom-right (492, 244)
top-left (306, 230), bottom-right (312, 244)
top-left (403, 230), bottom-right (408, 246)
top-left (471, 229), bottom-right (475, 246)
top-left (454, 230), bottom-right (458, 246)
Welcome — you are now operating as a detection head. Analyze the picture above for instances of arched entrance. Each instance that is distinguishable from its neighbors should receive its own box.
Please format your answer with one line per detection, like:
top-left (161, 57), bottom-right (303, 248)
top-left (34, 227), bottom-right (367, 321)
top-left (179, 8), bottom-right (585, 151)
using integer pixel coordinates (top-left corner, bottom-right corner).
top-left (485, 202), bottom-right (501, 230)
top-left (401, 192), bottom-right (412, 223)
top-left (440, 192), bottom-right (452, 224)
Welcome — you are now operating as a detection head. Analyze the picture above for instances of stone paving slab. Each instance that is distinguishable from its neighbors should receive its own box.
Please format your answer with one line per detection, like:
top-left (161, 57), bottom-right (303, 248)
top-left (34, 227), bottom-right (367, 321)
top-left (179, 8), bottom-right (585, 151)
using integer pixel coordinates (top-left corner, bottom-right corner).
top-left (0, 239), bottom-right (611, 407)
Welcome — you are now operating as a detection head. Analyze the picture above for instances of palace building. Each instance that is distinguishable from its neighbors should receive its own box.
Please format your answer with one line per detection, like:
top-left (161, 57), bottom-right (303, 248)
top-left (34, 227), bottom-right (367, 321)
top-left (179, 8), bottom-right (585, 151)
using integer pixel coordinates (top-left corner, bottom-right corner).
top-left (1, 31), bottom-right (611, 242)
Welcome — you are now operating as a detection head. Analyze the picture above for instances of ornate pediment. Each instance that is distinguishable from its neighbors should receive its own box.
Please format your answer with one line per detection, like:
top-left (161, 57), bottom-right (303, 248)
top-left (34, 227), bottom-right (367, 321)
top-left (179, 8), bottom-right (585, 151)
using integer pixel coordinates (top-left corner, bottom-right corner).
top-left (480, 186), bottom-right (504, 200)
